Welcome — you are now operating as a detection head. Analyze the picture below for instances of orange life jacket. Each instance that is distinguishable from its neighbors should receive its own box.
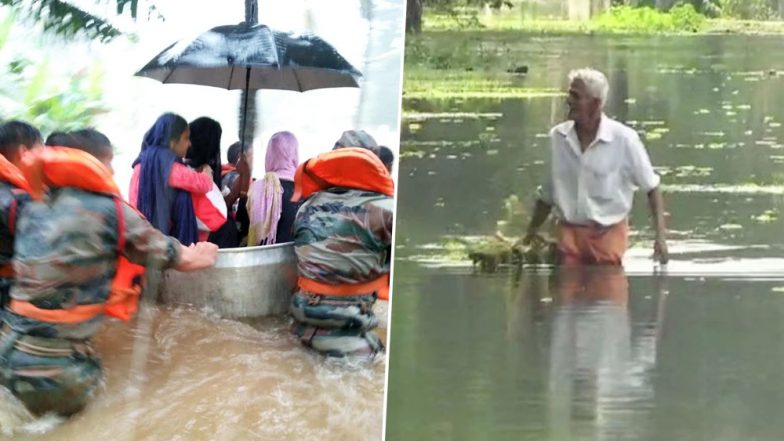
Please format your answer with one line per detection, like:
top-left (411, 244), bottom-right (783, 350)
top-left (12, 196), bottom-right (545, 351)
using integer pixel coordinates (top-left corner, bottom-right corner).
top-left (292, 147), bottom-right (393, 301)
top-left (9, 147), bottom-right (145, 323)
top-left (0, 154), bottom-right (33, 194)
top-left (291, 147), bottom-right (394, 202)
top-left (0, 154), bottom-right (32, 278)
top-left (297, 274), bottom-right (390, 301)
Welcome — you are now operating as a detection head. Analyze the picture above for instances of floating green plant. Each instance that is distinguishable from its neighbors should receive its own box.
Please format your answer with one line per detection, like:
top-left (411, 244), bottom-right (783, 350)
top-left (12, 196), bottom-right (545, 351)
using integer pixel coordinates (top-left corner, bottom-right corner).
top-left (752, 210), bottom-right (778, 223)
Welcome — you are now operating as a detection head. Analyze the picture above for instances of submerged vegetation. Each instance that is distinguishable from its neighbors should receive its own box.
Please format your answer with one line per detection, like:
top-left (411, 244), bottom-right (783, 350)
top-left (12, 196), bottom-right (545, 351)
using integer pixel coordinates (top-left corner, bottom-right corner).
top-left (450, 195), bottom-right (558, 272)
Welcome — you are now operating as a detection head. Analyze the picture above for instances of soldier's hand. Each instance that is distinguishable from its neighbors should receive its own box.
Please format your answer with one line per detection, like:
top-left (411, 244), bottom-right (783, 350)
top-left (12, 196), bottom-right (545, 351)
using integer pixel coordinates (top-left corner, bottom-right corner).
top-left (175, 242), bottom-right (219, 272)
top-left (193, 242), bottom-right (218, 266)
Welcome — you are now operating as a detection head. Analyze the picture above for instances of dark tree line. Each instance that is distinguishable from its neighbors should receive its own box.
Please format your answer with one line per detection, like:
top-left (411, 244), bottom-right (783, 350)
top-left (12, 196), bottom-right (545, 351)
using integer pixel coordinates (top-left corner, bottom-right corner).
top-left (406, 0), bottom-right (512, 33)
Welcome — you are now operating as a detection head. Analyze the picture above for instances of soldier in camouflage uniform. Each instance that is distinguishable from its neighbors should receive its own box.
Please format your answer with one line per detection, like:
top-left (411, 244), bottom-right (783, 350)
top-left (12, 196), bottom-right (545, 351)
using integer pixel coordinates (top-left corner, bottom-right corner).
top-left (0, 121), bottom-right (42, 313)
top-left (0, 131), bottom-right (218, 417)
top-left (290, 133), bottom-right (394, 359)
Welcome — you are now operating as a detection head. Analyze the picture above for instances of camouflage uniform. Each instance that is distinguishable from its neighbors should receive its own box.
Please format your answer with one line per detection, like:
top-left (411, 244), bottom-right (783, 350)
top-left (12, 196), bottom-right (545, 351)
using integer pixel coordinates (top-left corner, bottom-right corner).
top-left (290, 187), bottom-right (393, 358)
top-left (0, 181), bottom-right (30, 312)
top-left (0, 187), bottom-right (180, 416)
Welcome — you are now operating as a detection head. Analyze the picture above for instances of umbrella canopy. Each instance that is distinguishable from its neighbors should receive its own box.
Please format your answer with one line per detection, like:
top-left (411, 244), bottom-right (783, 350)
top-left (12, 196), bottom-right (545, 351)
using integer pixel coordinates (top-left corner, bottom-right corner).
top-left (135, 23), bottom-right (362, 92)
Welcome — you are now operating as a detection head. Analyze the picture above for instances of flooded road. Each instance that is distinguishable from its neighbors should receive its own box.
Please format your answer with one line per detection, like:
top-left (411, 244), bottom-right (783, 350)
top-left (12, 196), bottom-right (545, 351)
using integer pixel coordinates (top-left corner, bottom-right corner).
top-left (0, 301), bottom-right (387, 441)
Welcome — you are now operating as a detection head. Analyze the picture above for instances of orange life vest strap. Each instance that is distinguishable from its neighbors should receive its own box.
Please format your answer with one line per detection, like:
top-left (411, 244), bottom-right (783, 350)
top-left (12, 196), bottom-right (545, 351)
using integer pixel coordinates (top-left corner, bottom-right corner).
top-left (9, 299), bottom-right (105, 324)
top-left (298, 274), bottom-right (390, 300)
top-left (0, 155), bottom-right (32, 193)
top-left (0, 264), bottom-right (13, 278)
top-left (105, 198), bottom-right (144, 322)
top-left (8, 185), bottom-right (143, 324)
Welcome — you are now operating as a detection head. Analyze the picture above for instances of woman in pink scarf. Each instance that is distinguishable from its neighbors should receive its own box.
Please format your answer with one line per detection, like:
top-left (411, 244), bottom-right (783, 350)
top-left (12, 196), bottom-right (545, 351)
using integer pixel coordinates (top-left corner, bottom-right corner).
top-left (247, 131), bottom-right (301, 246)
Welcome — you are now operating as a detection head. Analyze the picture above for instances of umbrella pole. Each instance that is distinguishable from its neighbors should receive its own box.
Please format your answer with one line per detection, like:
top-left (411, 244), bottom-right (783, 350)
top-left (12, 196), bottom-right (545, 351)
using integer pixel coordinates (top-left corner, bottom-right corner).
top-left (240, 67), bottom-right (251, 153)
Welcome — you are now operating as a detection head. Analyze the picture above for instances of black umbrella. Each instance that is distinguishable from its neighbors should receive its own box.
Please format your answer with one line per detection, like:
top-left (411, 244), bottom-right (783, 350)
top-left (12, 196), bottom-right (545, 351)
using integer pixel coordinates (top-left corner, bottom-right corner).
top-left (135, 22), bottom-right (362, 148)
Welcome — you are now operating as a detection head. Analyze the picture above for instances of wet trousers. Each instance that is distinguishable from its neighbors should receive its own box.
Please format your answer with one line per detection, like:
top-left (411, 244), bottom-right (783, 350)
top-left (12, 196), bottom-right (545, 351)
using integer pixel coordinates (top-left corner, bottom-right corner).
top-left (290, 291), bottom-right (383, 358)
top-left (0, 327), bottom-right (101, 417)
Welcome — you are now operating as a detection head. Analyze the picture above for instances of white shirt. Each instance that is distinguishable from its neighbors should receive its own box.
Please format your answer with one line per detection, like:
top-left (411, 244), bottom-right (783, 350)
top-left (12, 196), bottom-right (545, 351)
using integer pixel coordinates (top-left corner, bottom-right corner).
top-left (538, 115), bottom-right (660, 226)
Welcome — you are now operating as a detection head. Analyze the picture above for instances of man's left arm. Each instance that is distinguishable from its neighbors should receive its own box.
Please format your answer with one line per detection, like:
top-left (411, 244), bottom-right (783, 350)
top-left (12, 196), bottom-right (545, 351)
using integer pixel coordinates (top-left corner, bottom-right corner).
top-left (628, 133), bottom-right (668, 264)
top-left (647, 187), bottom-right (668, 264)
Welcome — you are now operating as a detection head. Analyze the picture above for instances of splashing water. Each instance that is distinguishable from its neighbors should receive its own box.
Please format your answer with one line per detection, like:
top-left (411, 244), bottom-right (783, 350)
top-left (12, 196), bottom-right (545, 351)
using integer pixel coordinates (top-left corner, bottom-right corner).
top-left (0, 303), bottom-right (387, 441)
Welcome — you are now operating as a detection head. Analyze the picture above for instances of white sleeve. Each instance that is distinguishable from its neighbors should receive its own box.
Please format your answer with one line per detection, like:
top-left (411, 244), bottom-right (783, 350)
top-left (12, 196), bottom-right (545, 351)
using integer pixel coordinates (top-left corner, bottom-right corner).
top-left (627, 132), bottom-right (660, 192)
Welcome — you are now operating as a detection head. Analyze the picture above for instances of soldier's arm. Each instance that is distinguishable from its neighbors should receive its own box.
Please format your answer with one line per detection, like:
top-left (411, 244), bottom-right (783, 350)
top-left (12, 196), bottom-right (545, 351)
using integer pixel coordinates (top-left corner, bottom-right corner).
top-left (120, 202), bottom-right (218, 271)
top-left (370, 197), bottom-right (394, 246)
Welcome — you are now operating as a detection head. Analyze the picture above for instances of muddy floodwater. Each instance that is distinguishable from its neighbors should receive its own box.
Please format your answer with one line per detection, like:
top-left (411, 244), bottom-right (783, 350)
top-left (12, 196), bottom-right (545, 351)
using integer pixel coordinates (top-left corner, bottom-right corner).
top-left (0, 301), bottom-right (387, 441)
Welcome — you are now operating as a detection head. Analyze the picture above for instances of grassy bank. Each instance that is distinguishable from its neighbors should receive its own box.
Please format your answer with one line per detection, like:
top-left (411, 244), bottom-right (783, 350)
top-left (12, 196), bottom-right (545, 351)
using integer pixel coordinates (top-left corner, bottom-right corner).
top-left (402, 7), bottom-right (784, 101)
top-left (422, 5), bottom-right (784, 35)
top-left (403, 67), bottom-right (563, 100)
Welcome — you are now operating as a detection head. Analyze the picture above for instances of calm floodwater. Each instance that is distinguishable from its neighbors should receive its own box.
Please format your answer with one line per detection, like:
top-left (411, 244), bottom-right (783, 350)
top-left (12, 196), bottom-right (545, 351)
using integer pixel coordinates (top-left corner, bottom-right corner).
top-left (387, 263), bottom-right (784, 441)
top-left (388, 33), bottom-right (784, 440)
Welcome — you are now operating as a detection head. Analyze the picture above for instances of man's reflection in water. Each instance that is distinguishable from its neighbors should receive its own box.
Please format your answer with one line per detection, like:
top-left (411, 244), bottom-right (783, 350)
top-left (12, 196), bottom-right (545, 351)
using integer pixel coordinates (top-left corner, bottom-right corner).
top-left (546, 266), bottom-right (664, 441)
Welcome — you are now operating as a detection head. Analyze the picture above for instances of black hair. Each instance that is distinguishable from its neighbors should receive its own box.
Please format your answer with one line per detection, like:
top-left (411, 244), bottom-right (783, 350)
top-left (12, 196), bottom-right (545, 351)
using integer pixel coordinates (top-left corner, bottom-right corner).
top-left (45, 131), bottom-right (79, 147)
top-left (227, 141), bottom-right (243, 165)
top-left (0, 120), bottom-right (42, 158)
top-left (46, 128), bottom-right (113, 160)
top-left (164, 113), bottom-right (189, 147)
top-left (378, 146), bottom-right (394, 172)
top-left (70, 128), bottom-right (113, 159)
top-left (187, 117), bottom-right (223, 186)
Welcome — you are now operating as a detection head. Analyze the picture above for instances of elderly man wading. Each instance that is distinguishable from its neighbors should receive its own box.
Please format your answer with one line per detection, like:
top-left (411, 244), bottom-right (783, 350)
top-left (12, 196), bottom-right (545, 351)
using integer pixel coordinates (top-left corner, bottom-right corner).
top-left (524, 68), bottom-right (669, 266)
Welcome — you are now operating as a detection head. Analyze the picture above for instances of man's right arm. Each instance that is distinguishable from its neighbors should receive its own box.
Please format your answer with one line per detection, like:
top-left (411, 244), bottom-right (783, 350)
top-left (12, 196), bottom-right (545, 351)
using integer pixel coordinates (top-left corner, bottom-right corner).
top-left (121, 202), bottom-right (218, 271)
top-left (524, 199), bottom-right (552, 244)
top-left (524, 150), bottom-right (555, 243)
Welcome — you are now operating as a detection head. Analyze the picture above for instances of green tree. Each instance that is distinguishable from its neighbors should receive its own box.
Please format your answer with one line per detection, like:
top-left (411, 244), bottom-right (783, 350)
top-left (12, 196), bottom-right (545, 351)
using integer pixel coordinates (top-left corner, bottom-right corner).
top-left (0, 0), bottom-right (158, 42)
top-left (0, 12), bottom-right (107, 133)
top-left (406, 0), bottom-right (513, 34)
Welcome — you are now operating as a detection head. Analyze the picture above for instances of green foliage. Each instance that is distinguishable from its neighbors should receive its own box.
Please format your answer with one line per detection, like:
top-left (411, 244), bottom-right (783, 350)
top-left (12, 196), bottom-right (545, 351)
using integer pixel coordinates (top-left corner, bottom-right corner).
top-left (0, 12), bottom-right (107, 134)
top-left (424, 0), bottom-right (513, 10)
top-left (0, 0), bottom-right (158, 42)
top-left (420, 0), bottom-right (513, 30)
top-left (594, 4), bottom-right (706, 33)
top-left (719, 0), bottom-right (777, 20)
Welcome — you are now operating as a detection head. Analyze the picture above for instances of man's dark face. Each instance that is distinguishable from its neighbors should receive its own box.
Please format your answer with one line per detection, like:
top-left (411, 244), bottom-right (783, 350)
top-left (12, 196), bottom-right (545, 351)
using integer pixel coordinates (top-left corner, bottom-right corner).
top-left (567, 79), bottom-right (601, 122)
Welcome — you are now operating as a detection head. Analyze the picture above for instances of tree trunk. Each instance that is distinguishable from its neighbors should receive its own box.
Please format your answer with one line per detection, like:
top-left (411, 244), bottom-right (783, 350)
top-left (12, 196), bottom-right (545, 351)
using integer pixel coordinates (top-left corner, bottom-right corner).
top-left (569, 0), bottom-right (591, 20)
top-left (591, 0), bottom-right (611, 17)
top-left (239, 0), bottom-right (259, 149)
top-left (406, 0), bottom-right (422, 33)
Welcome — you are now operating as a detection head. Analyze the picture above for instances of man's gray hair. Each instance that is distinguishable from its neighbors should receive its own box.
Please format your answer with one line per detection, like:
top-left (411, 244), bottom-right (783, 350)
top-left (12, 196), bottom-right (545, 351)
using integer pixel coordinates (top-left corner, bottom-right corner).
top-left (568, 68), bottom-right (609, 108)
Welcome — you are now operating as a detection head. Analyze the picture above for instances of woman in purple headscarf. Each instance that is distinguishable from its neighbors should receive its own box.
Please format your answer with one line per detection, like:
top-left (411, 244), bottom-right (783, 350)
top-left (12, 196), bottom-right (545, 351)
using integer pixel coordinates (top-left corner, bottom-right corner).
top-left (246, 131), bottom-right (301, 246)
